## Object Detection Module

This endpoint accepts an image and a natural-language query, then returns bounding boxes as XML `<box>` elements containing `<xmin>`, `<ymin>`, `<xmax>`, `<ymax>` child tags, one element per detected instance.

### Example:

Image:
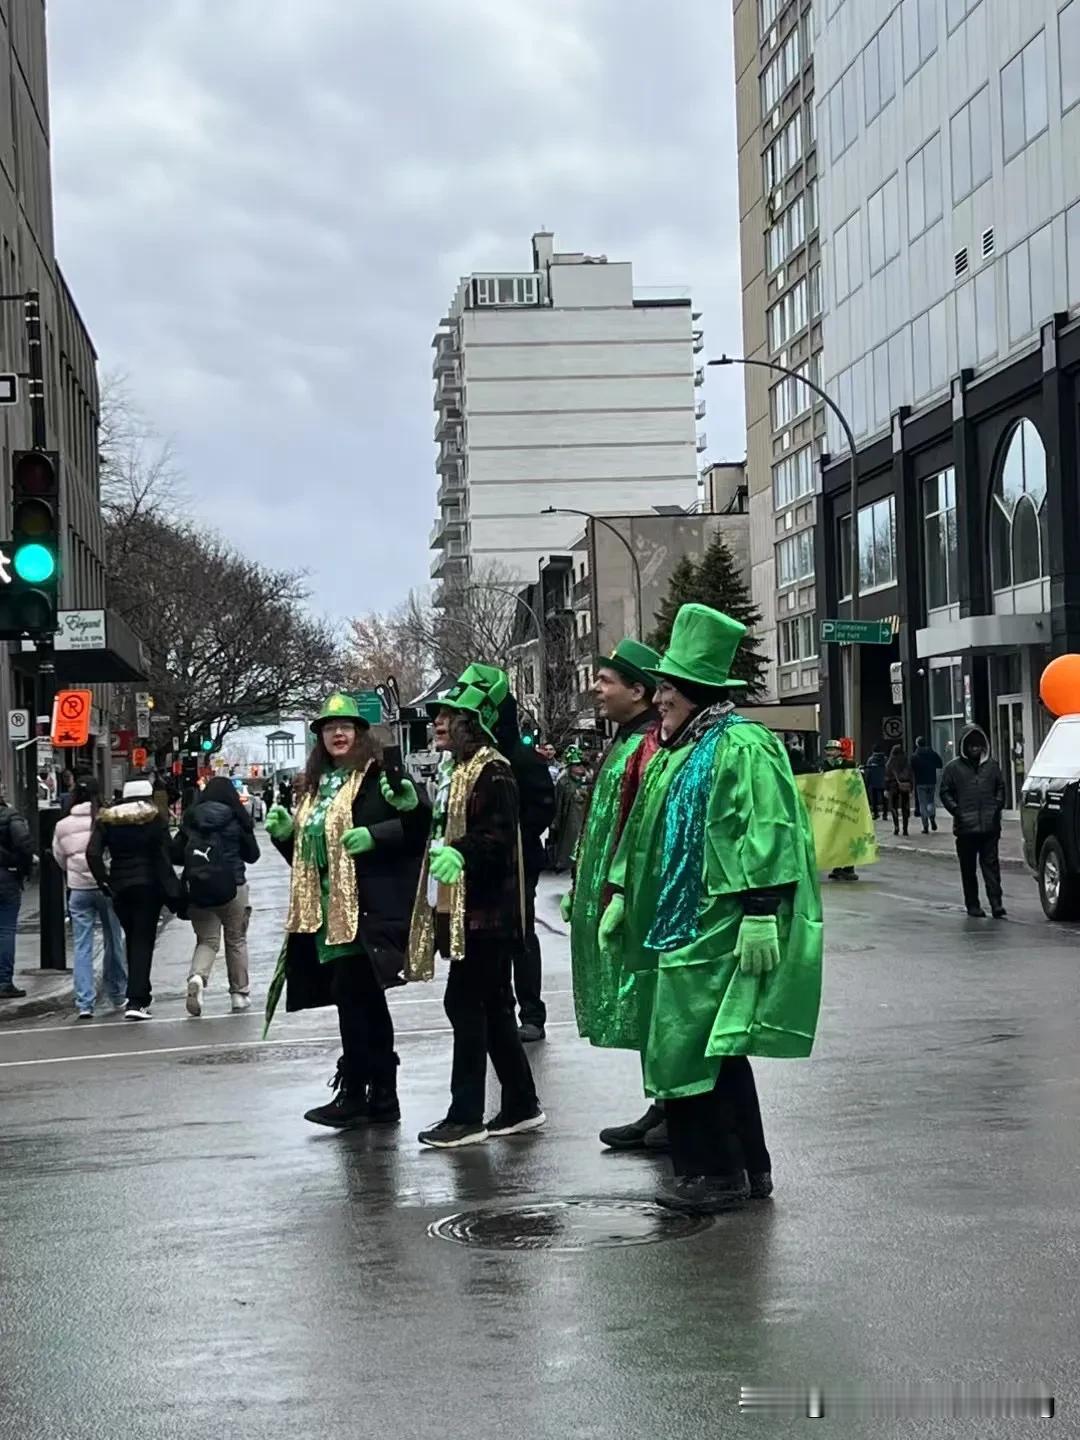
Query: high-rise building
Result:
<box><xmin>430</xmin><ymin>231</ymin><xmax>704</xmax><ymax>603</ymax></box>
<box><xmin>732</xmin><ymin>0</ymin><xmax>824</xmax><ymax>705</ymax></box>
<box><xmin>813</xmin><ymin>0</ymin><xmax>1080</xmax><ymax>803</ymax></box>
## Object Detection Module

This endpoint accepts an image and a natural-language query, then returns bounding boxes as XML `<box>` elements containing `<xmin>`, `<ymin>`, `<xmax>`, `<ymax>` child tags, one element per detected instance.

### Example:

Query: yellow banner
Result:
<box><xmin>795</xmin><ymin>769</ymin><xmax>879</xmax><ymax>871</ymax></box>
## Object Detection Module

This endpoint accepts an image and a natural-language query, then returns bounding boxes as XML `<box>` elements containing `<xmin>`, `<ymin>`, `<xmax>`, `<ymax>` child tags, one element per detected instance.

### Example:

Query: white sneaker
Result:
<box><xmin>231</xmin><ymin>994</ymin><xmax>251</xmax><ymax>1013</ymax></box>
<box><xmin>186</xmin><ymin>975</ymin><xmax>204</xmax><ymax>1017</ymax></box>
<box><xmin>125</xmin><ymin>1006</ymin><xmax>152</xmax><ymax>1021</ymax></box>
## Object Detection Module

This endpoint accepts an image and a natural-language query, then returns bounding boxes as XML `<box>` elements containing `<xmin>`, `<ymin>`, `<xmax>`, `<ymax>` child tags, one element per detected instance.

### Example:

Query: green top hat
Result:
<box><xmin>563</xmin><ymin>745</ymin><xmax>584</xmax><ymax>765</ymax></box>
<box><xmin>594</xmin><ymin>637</ymin><xmax>662</xmax><ymax>691</ymax></box>
<box><xmin>651</xmin><ymin>603</ymin><xmax>748</xmax><ymax>691</ymax></box>
<box><xmin>310</xmin><ymin>692</ymin><xmax>370</xmax><ymax>734</ymax></box>
<box><xmin>427</xmin><ymin>662</ymin><xmax>509</xmax><ymax>741</ymax></box>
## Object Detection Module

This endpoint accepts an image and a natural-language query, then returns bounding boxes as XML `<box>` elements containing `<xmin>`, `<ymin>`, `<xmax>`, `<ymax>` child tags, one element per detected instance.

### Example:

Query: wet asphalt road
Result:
<box><xmin>1</xmin><ymin>841</ymin><xmax>1078</xmax><ymax>1438</ymax></box>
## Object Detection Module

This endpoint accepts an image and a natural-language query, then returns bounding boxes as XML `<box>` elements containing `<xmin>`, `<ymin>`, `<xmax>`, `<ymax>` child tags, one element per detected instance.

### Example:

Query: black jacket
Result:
<box><xmin>171</xmin><ymin>800</ymin><xmax>260</xmax><ymax>885</ymax></box>
<box><xmin>494</xmin><ymin>694</ymin><xmax>555</xmax><ymax>877</ymax></box>
<box><xmin>441</xmin><ymin>758</ymin><xmax>523</xmax><ymax>942</ymax></box>
<box><xmin>87</xmin><ymin>799</ymin><xmax>179</xmax><ymax>903</ymax></box>
<box><xmin>0</xmin><ymin>804</ymin><xmax>34</xmax><ymax>902</ymax></box>
<box><xmin>910</xmin><ymin>745</ymin><xmax>944</xmax><ymax>788</ymax></box>
<box><xmin>939</xmin><ymin>727</ymin><xmax>1005</xmax><ymax>836</ymax></box>
<box><xmin>273</xmin><ymin>763</ymin><xmax>429</xmax><ymax>1007</ymax></box>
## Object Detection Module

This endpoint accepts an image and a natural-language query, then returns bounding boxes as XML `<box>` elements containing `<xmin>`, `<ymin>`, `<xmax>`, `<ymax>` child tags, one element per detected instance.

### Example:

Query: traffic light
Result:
<box><xmin>7</xmin><ymin>450</ymin><xmax>60</xmax><ymax>636</ymax></box>
<box><xmin>199</xmin><ymin>734</ymin><xmax>214</xmax><ymax>753</ymax></box>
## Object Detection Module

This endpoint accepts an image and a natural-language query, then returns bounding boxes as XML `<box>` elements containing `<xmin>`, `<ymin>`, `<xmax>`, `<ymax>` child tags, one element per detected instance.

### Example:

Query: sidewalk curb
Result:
<box><xmin>875</xmin><ymin>837</ymin><xmax>1029</xmax><ymax>873</ymax></box>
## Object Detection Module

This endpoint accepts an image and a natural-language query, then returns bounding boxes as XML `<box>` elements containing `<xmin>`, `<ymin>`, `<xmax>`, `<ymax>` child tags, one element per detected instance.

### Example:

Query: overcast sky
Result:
<box><xmin>47</xmin><ymin>0</ymin><xmax>743</xmax><ymax>625</ymax></box>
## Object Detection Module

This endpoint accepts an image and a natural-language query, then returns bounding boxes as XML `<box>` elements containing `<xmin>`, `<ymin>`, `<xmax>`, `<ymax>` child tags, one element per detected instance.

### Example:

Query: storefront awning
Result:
<box><xmin>739</xmin><ymin>702</ymin><xmax>820</xmax><ymax>733</ymax></box>
<box><xmin>915</xmin><ymin>613</ymin><xmax>1050</xmax><ymax>659</ymax></box>
<box><xmin>14</xmin><ymin>609</ymin><xmax>149</xmax><ymax>683</ymax></box>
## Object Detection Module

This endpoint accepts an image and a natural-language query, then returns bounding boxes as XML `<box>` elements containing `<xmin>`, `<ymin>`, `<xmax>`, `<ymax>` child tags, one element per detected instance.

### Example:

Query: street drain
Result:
<box><xmin>428</xmin><ymin>1198</ymin><xmax>712</xmax><ymax>1251</ymax></box>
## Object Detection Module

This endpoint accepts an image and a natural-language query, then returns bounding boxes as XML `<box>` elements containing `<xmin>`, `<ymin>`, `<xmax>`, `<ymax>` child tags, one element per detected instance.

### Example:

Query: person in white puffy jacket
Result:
<box><xmin>52</xmin><ymin>778</ymin><xmax>127</xmax><ymax>1018</ymax></box>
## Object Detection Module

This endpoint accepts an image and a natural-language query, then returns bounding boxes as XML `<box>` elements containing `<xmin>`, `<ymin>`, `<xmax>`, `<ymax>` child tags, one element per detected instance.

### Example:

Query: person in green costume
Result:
<box><xmin>822</xmin><ymin>738</ymin><xmax>859</xmax><ymax>881</ymax></box>
<box><xmin>599</xmin><ymin>604</ymin><xmax>823</xmax><ymax>1215</ymax></box>
<box><xmin>264</xmin><ymin>693</ymin><xmax>429</xmax><ymax>1129</ymax></box>
<box><xmin>549</xmin><ymin>746</ymin><xmax>591</xmax><ymax>872</ymax></box>
<box><xmin>564</xmin><ymin>638</ymin><xmax>669</xmax><ymax>1151</ymax></box>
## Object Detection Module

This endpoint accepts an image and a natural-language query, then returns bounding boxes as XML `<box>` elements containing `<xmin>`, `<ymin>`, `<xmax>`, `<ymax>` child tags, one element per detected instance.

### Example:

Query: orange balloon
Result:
<box><xmin>1039</xmin><ymin>654</ymin><xmax>1080</xmax><ymax>717</ymax></box>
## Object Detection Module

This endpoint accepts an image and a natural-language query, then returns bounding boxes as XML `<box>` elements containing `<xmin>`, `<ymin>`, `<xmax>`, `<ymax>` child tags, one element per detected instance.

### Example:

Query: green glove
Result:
<box><xmin>598</xmin><ymin>894</ymin><xmax>625</xmax><ymax>957</ymax></box>
<box><xmin>342</xmin><ymin>827</ymin><xmax>375</xmax><ymax>856</ymax></box>
<box><xmin>560</xmin><ymin>891</ymin><xmax>573</xmax><ymax>923</ymax></box>
<box><xmin>380</xmin><ymin>774</ymin><xmax>419</xmax><ymax>812</ymax></box>
<box><xmin>734</xmin><ymin>914</ymin><xmax>780</xmax><ymax>977</ymax></box>
<box><xmin>429</xmin><ymin>844</ymin><xmax>465</xmax><ymax>885</ymax></box>
<box><xmin>265</xmin><ymin>805</ymin><xmax>294</xmax><ymax>841</ymax></box>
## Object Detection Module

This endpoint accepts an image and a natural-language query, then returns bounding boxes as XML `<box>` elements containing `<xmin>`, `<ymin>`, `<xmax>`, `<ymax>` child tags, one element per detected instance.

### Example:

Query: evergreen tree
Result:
<box><xmin>647</xmin><ymin>553</ymin><xmax>700</xmax><ymax>652</ymax></box>
<box><xmin>647</xmin><ymin>532</ymin><xmax>769</xmax><ymax>700</ymax></box>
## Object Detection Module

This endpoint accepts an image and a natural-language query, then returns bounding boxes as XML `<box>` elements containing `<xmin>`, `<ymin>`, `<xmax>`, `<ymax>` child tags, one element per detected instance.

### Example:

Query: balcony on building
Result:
<box><xmin>433</xmin><ymin>366</ymin><xmax>462</xmax><ymax>407</ymax></box>
<box><xmin>467</xmin><ymin>273</ymin><xmax>542</xmax><ymax>309</ymax></box>
<box><xmin>437</xmin><ymin>462</ymin><xmax>465</xmax><ymax>500</ymax></box>
<box><xmin>695</xmin><ymin>399</ymin><xmax>706</xmax><ymax>420</ymax></box>
<box><xmin>430</xmin><ymin>504</ymin><xmax>467</xmax><ymax>548</ymax></box>
<box><xmin>696</xmin><ymin>431</ymin><xmax>708</xmax><ymax>453</ymax></box>
<box><xmin>434</xmin><ymin>407</ymin><xmax>463</xmax><ymax>443</ymax></box>
<box><xmin>694</xmin><ymin>367</ymin><xmax>704</xmax><ymax>386</ymax></box>
<box><xmin>431</xmin><ymin>329</ymin><xmax>460</xmax><ymax>376</ymax></box>
<box><xmin>437</xmin><ymin>442</ymin><xmax>464</xmax><ymax>476</ymax></box>
<box><xmin>431</xmin><ymin>543</ymin><xmax>468</xmax><ymax>580</ymax></box>
<box><xmin>693</xmin><ymin>328</ymin><xmax>705</xmax><ymax>353</ymax></box>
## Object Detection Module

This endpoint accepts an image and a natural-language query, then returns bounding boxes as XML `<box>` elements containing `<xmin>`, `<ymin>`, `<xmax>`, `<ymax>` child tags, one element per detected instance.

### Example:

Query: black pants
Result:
<box><xmin>665</xmin><ymin>1058</ymin><xmax>771</xmax><ymax>1179</ymax></box>
<box><xmin>956</xmin><ymin>833</ymin><xmax>1002</xmax><ymax>910</ymax></box>
<box><xmin>890</xmin><ymin>790</ymin><xmax>910</xmax><ymax>832</ymax></box>
<box><xmin>869</xmin><ymin>786</ymin><xmax>886</xmax><ymax>819</ymax></box>
<box><xmin>512</xmin><ymin>871</ymin><xmax>546</xmax><ymax>1027</ymax></box>
<box><xmin>111</xmin><ymin>887</ymin><xmax>162</xmax><ymax>1008</ymax></box>
<box><xmin>444</xmin><ymin>935</ymin><xmax>538</xmax><ymax>1124</ymax></box>
<box><xmin>332</xmin><ymin>954</ymin><xmax>396</xmax><ymax>1092</ymax></box>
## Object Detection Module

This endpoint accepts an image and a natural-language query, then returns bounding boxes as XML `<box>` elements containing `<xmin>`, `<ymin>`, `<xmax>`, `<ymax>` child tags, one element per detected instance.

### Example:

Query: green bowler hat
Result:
<box><xmin>427</xmin><ymin>662</ymin><xmax>509</xmax><ymax>741</ymax></box>
<box><xmin>595</xmin><ymin>637</ymin><xmax>662</xmax><ymax>691</ymax></box>
<box><xmin>310</xmin><ymin>692</ymin><xmax>370</xmax><ymax>734</ymax></box>
<box><xmin>651</xmin><ymin>603</ymin><xmax>748</xmax><ymax>691</ymax></box>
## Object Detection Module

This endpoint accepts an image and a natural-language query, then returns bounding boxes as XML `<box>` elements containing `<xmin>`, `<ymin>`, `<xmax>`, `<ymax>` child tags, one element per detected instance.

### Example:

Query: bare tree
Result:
<box><xmin>344</xmin><ymin>604</ymin><xmax>430</xmax><ymax>703</ymax></box>
<box><xmin>400</xmin><ymin>561</ymin><xmax>526</xmax><ymax>681</ymax></box>
<box><xmin>99</xmin><ymin>373</ymin><xmax>186</xmax><ymax>573</ymax></box>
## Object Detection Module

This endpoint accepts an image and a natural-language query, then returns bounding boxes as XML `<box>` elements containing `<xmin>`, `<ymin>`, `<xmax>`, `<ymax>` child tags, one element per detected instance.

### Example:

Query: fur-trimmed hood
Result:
<box><xmin>98</xmin><ymin>799</ymin><xmax>161</xmax><ymax>826</ymax></box>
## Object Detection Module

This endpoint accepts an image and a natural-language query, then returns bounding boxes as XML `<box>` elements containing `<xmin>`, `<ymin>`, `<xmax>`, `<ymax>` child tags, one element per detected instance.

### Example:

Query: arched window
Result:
<box><xmin>990</xmin><ymin>419</ymin><xmax>1048</xmax><ymax>591</ymax></box>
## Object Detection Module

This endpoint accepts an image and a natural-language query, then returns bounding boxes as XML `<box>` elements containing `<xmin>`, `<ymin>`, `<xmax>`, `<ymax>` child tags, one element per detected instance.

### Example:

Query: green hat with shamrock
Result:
<box><xmin>650</xmin><ymin>604</ymin><xmax>748</xmax><ymax>691</ymax></box>
<box><xmin>563</xmin><ymin>745</ymin><xmax>584</xmax><ymax>764</ymax></box>
<box><xmin>310</xmin><ymin>692</ymin><xmax>370</xmax><ymax>734</ymax></box>
<box><xmin>427</xmin><ymin>662</ymin><xmax>509</xmax><ymax>741</ymax></box>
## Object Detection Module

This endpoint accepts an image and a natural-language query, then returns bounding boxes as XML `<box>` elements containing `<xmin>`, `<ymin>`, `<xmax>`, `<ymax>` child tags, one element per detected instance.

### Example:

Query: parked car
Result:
<box><xmin>1020</xmin><ymin>715</ymin><xmax>1080</xmax><ymax>919</ymax></box>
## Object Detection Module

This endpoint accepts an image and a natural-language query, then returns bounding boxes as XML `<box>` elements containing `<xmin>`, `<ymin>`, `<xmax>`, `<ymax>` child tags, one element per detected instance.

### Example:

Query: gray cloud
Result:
<box><xmin>47</xmin><ymin>0</ymin><xmax>744</xmax><ymax>621</ymax></box>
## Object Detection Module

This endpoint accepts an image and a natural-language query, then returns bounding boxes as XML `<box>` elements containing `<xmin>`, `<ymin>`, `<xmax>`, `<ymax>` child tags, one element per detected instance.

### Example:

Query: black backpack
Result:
<box><xmin>182</xmin><ymin>826</ymin><xmax>237</xmax><ymax>909</ymax></box>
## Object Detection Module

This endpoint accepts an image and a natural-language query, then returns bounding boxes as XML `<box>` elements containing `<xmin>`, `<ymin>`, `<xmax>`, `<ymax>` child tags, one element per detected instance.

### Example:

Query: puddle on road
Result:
<box><xmin>428</xmin><ymin>1197</ymin><xmax>712</xmax><ymax>1251</ymax></box>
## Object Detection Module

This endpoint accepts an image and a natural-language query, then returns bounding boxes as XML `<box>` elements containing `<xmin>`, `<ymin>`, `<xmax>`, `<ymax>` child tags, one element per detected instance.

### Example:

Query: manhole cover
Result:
<box><xmin>428</xmin><ymin>1198</ymin><xmax>712</xmax><ymax>1251</ymax></box>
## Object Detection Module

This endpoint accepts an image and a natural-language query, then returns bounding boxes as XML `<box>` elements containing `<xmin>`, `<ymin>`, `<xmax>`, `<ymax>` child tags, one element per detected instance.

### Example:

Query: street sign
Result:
<box><xmin>136</xmin><ymin>706</ymin><xmax>151</xmax><ymax>739</ymax></box>
<box><xmin>7</xmin><ymin>708</ymin><xmax>29</xmax><ymax>743</ymax></box>
<box><xmin>51</xmin><ymin>689</ymin><xmax>92</xmax><ymax>747</ymax></box>
<box><xmin>135</xmin><ymin>692</ymin><xmax>151</xmax><ymax>708</ymax></box>
<box><xmin>54</xmin><ymin>609</ymin><xmax>106</xmax><ymax>651</ymax></box>
<box><xmin>883</xmin><ymin>716</ymin><xmax>904</xmax><ymax>741</ymax></box>
<box><xmin>890</xmin><ymin>683</ymin><xmax>904</xmax><ymax>704</ymax></box>
<box><xmin>0</xmin><ymin>374</ymin><xmax>17</xmax><ymax>405</ymax></box>
<box><xmin>131</xmin><ymin>745</ymin><xmax>149</xmax><ymax>769</ymax></box>
<box><xmin>821</xmin><ymin>618</ymin><xmax>893</xmax><ymax>646</ymax></box>
<box><xmin>350</xmin><ymin>690</ymin><xmax>384</xmax><ymax>725</ymax></box>
<box><xmin>111</xmin><ymin>728</ymin><xmax>133</xmax><ymax>757</ymax></box>
<box><xmin>36</xmin><ymin>737</ymin><xmax>53</xmax><ymax>768</ymax></box>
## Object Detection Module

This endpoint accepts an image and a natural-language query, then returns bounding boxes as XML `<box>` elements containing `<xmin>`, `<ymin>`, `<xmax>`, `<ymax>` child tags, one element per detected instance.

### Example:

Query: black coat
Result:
<box><xmin>171</xmin><ymin>800</ymin><xmax>260</xmax><ymax>885</ymax></box>
<box><xmin>273</xmin><ymin>763</ymin><xmax>429</xmax><ymax>1009</ymax></box>
<box><xmin>0</xmin><ymin>804</ymin><xmax>33</xmax><ymax>902</ymax></box>
<box><xmin>939</xmin><ymin>729</ymin><xmax>1005</xmax><ymax>836</ymax></box>
<box><xmin>440</xmin><ymin>759</ymin><xmax>523</xmax><ymax>943</ymax></box>
<box><xmin>494</xmin><ymin>695</ymin><xmax>555</xmax><ymax>878</ymax></box>
<box><xmin>86</xmin><ymin>799</ymin><xmax>180</xmax><ymax>904</ymax></box>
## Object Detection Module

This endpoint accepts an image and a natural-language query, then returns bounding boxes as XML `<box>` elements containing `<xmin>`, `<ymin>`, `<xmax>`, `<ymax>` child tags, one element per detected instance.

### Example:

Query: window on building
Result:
<box><xmin>806</xmin><ymin>94</ymin><xmax>816</xmax><ymax>144</ymax></box>
<box><xmin>991</xmin><ymin>418</ymin><xmax>1048</xmax><ymax>590</ymax></box>
<box><xmin>923</xmin><ymin>467</ymin><xmax>958</xmax><ymax>611</ymax></box>
<box><xmin>762</xmin><ymin>28</ymin><xmax>801</xmax><ymax>113</ymax></box>
<box><xmin>1006</xmin><ymin>223</ymin><xmax>1054</xmax><ymax>344</ymax></box>
<box><xmin>809</xmin><ymin>263</ymin><xmax>823</xmax><ymax>317</ymax></box>
<box><xmin>902</xmin><ymin>0</ymin><xmax>938</xmax><ymax>79</ymax></box>
<box><xmin>839</xmin><ymin>495</ymin><xmax>898</xmax><ymax>597</ymax></box>
<box><xmin>833</xmin><ymin>210</ymin><xmax>863</xmax><ymax>303</ymax></box>
<box><xmin>907</xmin><ymin>132</ymin><xmax>942</xmax><ymax>240</ymax></box>
<box><xmin>777</xmin><ymin>529</ymin><xmax>815</xmax><ymax>586</ymax></box>
<box><xmin>1062</xmin><ymin>2</ymin><xmax>1080</xmax><ymax>112</ymax></box>
<box><xmin>947</xmin><ymin>0</ymin><xmax>982</xmax><ymax>31</ymax></box>
<box><xmin>779</xmin><ymin>612</ymin><xmax>818</xmax><ymax>664</ymax></box>
<box><xmin>1001</xmin><ymin>31</ymin><xmax>1048</xmax><ymax>162</ymax></box>
<box><xmin>764</xmin><ymin>111</ymin><xmax>803</xmax><ymax>191</ymax></box>
<box><xmin>773</xmin><ymin>445</ymin><xmax>815</xmax><ymax>508</ymax></box>
<box><xmin>766</xmin><ymin>194</ymin><xmax>806</xmax><ymax>272</ymax></box>
<box><xmin>759</xmin><ymin>0</ymin><xmax>785</xmax><ymax>34</ymax></box>
<box><xmin>473</xmin><ymin>275</ymin><xmax>539</xmax><ymax>306</ymax></box>
<box><xmin>1067</xmin><ymin>200</ymin><xmax>1080</xmax><ymax>309</ymax></box>
<box><xmin>806</xmin><ymin>178</ymin><xmax>818</xmax><ymax>231</ymax></box>
<box><xmin>867</xmin><ymin>174</ymin><xmax>900</xmax><ymax>274</ymax></box>
<box><xmin>911</xmin><ymin>299</ymin><xmax>949</xmax><ymax>400</ymax></box>
<box><xmin>863</xmin><ymin>11</ymin><xmax>898</xmax><ymax>124</ymax></box>
<box><xmin>771</xmin><ymin>360</ymin><xmax>815</xmax><ymax>429</ymax></box>
<box><xmin>950</xmin><ymin>87</ymin><xmax>992</xmax><ymax>202</ymax></box>
<box><xmin>956</xmin><ymin>270</ymin><xmax>998</xmax><ymax>368</ymax></box>
<box><xmin>930</xmin><ymin>660</ymin><xmax>964</xmax><ymax>763</ymax></box>
<box><xmin>828</xmin><ymin>62</ymin><xmax>860</xmax><ymax>161</ymax></box>
<box><xmin>768</xmin><ymin>277</ymin><xmax>809</xmax><ymax>351</ymax></box>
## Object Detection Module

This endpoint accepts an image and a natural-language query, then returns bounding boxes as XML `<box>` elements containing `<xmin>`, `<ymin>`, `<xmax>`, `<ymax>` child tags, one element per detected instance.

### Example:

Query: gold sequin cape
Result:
<box><xmin>284</xmin><ymin>764</ymin><xmax>368</xmax><ymax>945</ymax></box>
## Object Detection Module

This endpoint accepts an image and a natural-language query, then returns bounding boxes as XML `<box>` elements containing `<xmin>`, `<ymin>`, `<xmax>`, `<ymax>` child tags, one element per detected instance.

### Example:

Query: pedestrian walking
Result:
<box><xmin>938</xmin><ymin>726</ymin><xmax>1007</xmax><ymax>918</ymax></box>
<box><xmin>565</xmin><ymin>638</ymin><xmax>667</xmax><ymax>1153</ymax></box>
<box><xmin>0</xmin><ymin>790</ymin><xmax>34</xmax><ymax>1001</ymax></box>
<box><xmin>597</xmin><ymin>605</ymin><xmax>823</xmax><ymax>1214</ymax></box>
<box><xmin>549</xmin><ymin>747</ymin><xmax>590</xmax><ymax>873</ymax></box>
<box><xmin>885</xmin><ymin>744</ymin><xmax>914</xmax><ymax>836</ymax></box>
<box><xmin>911</xmin><ymin>736</ymin><xmax>944</xmax><ymax>833</ymax></box>
<box><xmin>86</xmin><ymin>779</ymin><xmax>180</xmax><ymax>1020</ymax></box>
<box><xmin>173</xmin><ymin>776</ymin><xmax>261</xmax><ymax>1017</ymax></box>
<box><xmin>493</xmin><ymin>683</ymin><xmax>555</xmax><ymax>1043</ymax></box>
<box><xmin>264</xmin><ymin>693</ymin><xmax>428</xmax><ymax>1128</ymax></box>
<box><xmin>52</xmin><ymin>778</ymin><xmax>127</xmax><ymax>1018</ymax></box>
<box><xmin>822</xmin><ymin>738</ymin><xmax>859</xmax><ymax>879</ymax></box>
<box><xmin>864</xmin><ymin>745</ymin><xmax>888</xmax><ymax>819</ymax></box>
<box><xmin>408</xmin><ymin>665</ymin><xmax>544</xmax><ymax>1149</ymax></box>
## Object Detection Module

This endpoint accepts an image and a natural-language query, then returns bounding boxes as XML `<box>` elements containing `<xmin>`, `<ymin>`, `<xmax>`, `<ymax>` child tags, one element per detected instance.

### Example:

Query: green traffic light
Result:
<box><xmin>200</xmin><ymin>737</ymin><xmax>213</xmax><ymax>752</ymax></box>
<box><xmin>13</xmin><ymin>542</ymin><xmax>56</xmax><ymax>584</ymax></box>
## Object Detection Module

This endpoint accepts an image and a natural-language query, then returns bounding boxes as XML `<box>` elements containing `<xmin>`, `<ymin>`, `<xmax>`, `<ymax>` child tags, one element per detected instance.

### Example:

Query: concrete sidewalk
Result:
<box><xmin>873</xmin><ymin>813</ymin><xmax>1028</xmax><ymax>872</ymax></box>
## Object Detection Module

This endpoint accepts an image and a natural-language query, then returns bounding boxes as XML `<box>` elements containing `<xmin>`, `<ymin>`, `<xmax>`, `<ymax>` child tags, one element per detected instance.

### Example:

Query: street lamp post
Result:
<box><xmin>708</xmin><ymin>354</ymin><xmax>863</xmax><ymax>753</ymax></box>
<box><xmin>465</xmin><ymin>581</ymin><xmax>547</xmax><ymax>735</ymax></box>
<box><xmin>541</xmin><ymin>506</ymin><xmax>644</xmax><ymax>640</ymax></box>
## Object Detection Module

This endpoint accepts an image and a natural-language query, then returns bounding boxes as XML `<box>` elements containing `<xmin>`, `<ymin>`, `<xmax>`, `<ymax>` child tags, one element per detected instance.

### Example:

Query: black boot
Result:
<box><xmin>304</xmin><ymin>1059</ymin><xmax>369</xmax><ymax>1129</ymax></box>
<box><xmin>367</xmin><ymin>1053</ymin><xmax>401</xmax><ymax>1123</ymax></box>
<box><xmin>600</xmin><ymin>1103</ymin><xmax>666</xmax><ymax>1151</ymax></box>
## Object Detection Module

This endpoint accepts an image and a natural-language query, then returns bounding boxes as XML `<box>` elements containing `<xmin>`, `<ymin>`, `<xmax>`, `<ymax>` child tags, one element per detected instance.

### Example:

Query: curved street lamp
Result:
<box><xmin>708</xmin><ymin>354</ymin><xmax>863</xmax><ymax>749</ymax></box>
<box><xmin>541</xmin><ymin>505</ymin><xmax>644</xmax><ymax>640</ymax></box>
